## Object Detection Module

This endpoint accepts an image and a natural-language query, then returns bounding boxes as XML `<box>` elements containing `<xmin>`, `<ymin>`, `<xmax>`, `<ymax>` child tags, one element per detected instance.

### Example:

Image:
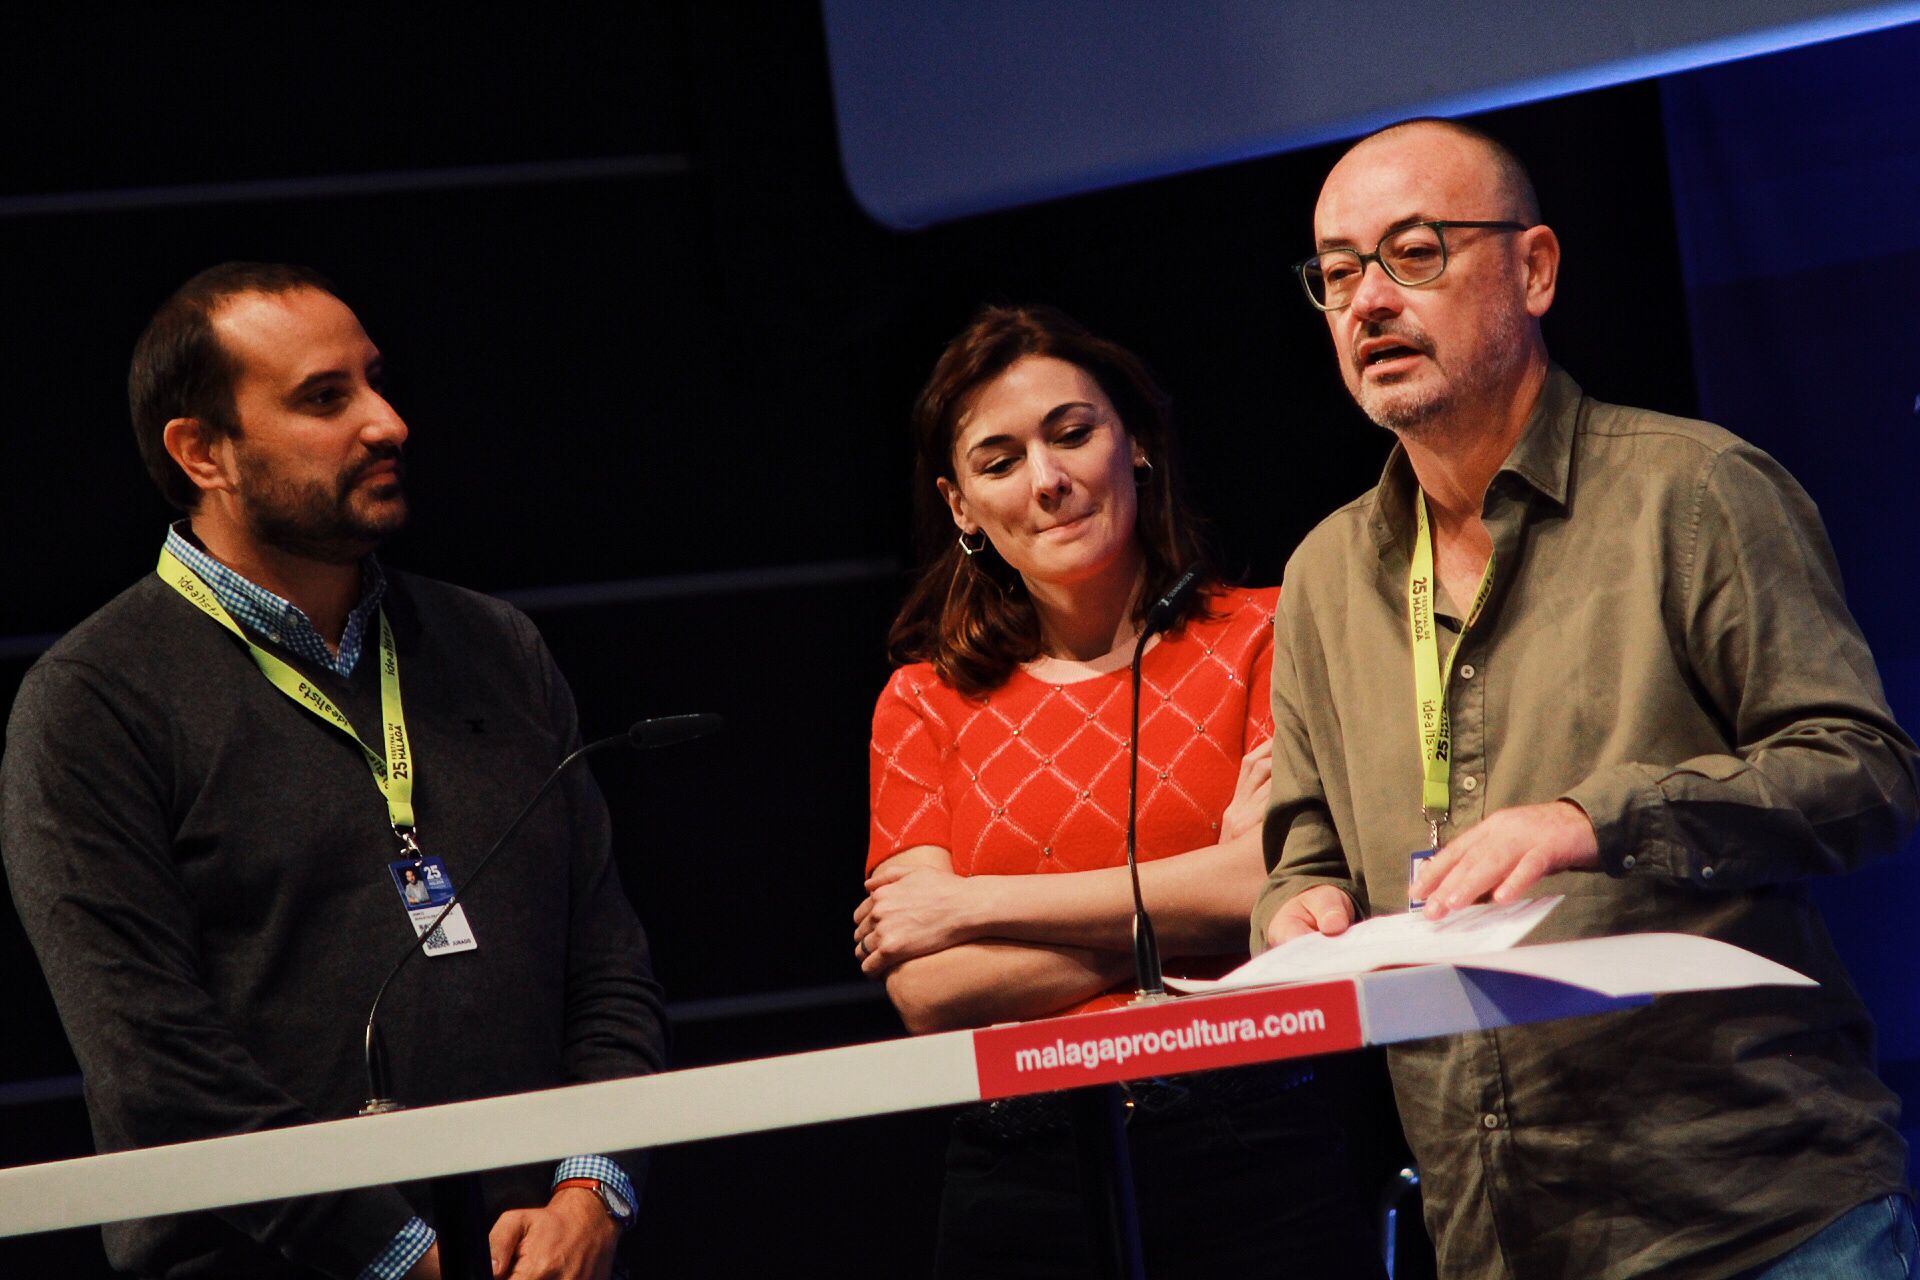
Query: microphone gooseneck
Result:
<box><xmin>359</xmin><ymin>713</ymin><xmax>722</xmax><ymax>1115</ymax></box>
<box><xmin>1126</xmin><ymin>567</ymin><xmax>1203</xmax><ymax>1003</ymax></box>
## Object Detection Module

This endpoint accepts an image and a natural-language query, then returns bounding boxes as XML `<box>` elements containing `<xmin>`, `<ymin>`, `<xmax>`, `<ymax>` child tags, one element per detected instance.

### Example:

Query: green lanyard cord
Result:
<box><xmin>158</xmin><ymin>547</ymin><xmax>417</xmax><ymax>834</ymax></box>
<box><xmin>1407</xmin><ymin>494</ymin><xmax>1494</xmax><ymax>832</ymax></box>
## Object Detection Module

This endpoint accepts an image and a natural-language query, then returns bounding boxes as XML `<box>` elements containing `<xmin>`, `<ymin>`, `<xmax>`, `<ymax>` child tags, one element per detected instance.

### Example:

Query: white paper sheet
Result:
<box><xmin>1168</xmin><ymin>896</ymin><xmax>1561</xmax><ymax>993</ymax></box>
<box><xmin>1440</xmin><ymin>932</ymin><xmax>1816</xmax><ymax>997</ymax></box>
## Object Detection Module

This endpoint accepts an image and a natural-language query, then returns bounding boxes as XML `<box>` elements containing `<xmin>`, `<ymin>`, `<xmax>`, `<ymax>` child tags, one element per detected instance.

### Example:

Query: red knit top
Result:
<box><xmin>868</xmin><ymin>585</ymin><xmax>1277</xmax><ymax>929</ymax></box>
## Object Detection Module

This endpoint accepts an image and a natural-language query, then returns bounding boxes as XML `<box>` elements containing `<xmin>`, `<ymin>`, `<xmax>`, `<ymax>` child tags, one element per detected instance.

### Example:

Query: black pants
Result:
<box><xmin>934</xmin><ymin>1064</ymin><xmax>1385</xmax><ymax>1279</ymax></box>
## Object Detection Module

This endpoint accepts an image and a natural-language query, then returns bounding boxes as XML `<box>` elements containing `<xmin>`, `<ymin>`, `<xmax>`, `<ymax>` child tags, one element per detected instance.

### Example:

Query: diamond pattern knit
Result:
<box><xmin>869</xmin><ymin>587</ymin><xmax>1277</xmax><ymax>879</ymax></box>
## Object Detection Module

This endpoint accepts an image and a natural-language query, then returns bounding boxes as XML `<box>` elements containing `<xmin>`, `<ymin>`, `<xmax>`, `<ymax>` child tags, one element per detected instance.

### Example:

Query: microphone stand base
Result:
<box><xmin>1128</xmin><ymin>990</ymin><xmax>1174</xmax><ymax>1006</ymax></box>
<box><xmin>358</xmin><ymin>1098</ymin><xmax>407</xmax><ymax>1116</ymax></box>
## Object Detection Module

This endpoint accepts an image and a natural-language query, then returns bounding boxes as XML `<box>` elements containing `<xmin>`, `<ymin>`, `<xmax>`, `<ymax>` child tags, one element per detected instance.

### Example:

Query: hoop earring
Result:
<box><xmin>958</xmin><ymin>530</ymin><xmax>986</xmax><ymax>557</ymax></box>
<box><xmin>1134</xmin><ymin>457</ymin><xmax>1154</xmax><ymax>487</ymax></box>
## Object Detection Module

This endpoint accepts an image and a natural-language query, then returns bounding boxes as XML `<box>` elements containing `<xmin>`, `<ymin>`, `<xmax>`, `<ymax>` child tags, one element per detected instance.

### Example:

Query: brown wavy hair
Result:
<box><xmin>887</xmin><ymin>304</ymin><xmax>1216</xmax><ymax>697</ymax></box>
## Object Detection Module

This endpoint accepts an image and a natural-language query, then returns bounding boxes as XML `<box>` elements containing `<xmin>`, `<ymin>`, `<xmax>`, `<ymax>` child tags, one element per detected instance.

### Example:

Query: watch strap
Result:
<box><xmin>553</xmin><ymin>1176</ymin><xmax>634</xmax><ymax>1228</ymax></box>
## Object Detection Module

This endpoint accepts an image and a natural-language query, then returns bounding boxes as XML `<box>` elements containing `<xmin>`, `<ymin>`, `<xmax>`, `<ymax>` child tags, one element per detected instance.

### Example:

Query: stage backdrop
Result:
<box><xmin>822</xmin><ymin>0</ymin><xmax>1920</xmax><ymax>228</ymax></box>
<box><xmin>1663</xmin><ymin>23</ymin><xmax>1920</xmax><ymax>1074</ymax></box>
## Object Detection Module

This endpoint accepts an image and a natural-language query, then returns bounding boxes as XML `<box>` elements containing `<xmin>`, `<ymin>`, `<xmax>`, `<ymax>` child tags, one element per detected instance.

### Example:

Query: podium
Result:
<box><xmin>0</xmin><ymin>933</ymin><xmax>1804</xmax><ymax>1275</ymax></box>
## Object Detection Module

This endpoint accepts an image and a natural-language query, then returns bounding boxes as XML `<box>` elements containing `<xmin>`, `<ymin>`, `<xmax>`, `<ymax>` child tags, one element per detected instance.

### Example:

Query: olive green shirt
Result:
<box><xmin>1254</xmin><ymin>368</ymin><xmax>1917</xmax><ymax>1279</ymax></box>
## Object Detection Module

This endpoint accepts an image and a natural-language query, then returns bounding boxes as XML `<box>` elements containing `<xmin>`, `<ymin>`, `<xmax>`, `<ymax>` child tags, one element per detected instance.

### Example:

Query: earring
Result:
<box><xmin>1134</xmin><ymin>457</ymin><xmax>1153</xmax><ymax>486</ymax></box>
<box><xmin>958</xmin><ymin>530</ymin><xmax>986</xmax><ymax>556</ymax></box>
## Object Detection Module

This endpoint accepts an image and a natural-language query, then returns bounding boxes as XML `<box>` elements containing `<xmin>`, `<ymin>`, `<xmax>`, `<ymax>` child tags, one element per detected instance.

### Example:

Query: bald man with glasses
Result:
<box><xmin>1253</xmin><ymin>118</ymin><xmax>1918</xmax><ymax>1279</ymax></box>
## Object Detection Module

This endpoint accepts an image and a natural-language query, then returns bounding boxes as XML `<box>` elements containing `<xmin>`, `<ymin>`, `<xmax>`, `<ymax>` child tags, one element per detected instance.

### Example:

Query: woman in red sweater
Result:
<box><xmin>857</xmin><ymin>305</ymin><xmax>1380</xmax><ymax>1278</ymax></box>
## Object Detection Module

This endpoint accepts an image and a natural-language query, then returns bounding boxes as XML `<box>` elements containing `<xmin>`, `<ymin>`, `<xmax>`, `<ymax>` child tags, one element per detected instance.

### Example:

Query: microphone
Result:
<box><xmin>359</xmin><ymin>713</ymin><xmax>723</xmax><ymax>1115</ymax></box>
<box><xmin>629</xmin><ymin>712</ymin><xmax>723</xmax><ymax>751</ymax></box>
<box><xmin>1144</xmin><ymin>565</ymin><xmax>1203</xmax><ymax>635</ymax></box>
<box><xmin>1126</xmin><ymin>567</ymin><xmax>1203</xmax><ymax>1003</ymax></box>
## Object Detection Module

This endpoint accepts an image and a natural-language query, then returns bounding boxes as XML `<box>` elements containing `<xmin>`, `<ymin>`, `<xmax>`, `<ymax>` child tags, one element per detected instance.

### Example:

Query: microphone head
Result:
<box><xmin>1144</xmin><ymin>565</ymin><xmax>1204</xmax><ymax>636</ymax></box>
<box><xmin>626</xmin><ymin>713</ymin><xmax>724</xmax><ymax>750</ymax></box>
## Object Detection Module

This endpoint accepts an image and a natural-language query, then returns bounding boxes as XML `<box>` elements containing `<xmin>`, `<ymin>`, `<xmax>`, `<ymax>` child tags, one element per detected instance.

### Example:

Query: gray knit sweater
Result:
<box><xmin>2</xmin><ymin>569</ymin><xmax>666</xmax><ymax>1278</ymax></box>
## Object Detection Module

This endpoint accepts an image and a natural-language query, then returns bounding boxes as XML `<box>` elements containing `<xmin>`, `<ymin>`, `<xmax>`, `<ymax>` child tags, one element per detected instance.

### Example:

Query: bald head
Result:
<box><xmin>1309</xmin><ymin>118</ymin><xmax>1560</xmax><ymax>441</ymax></box>
<box><xmin>1333</xmin><ymin>119</ymin><xmax>1539</xmax><ymax>228</ymax></box>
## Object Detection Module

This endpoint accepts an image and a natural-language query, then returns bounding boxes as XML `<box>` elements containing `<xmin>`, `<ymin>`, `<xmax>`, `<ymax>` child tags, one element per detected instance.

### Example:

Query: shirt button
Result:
<box><xmin>1460</xmin><ymin>664</ymin><xmax>1476</xmax><ymax>679</ymax></box>
<box><xmin>1481</xmin><ymin>1113</ymin><xmax>1501</xmax><ymax>1130</ymax></box>
<box><xmin>1461</xmin><ymin>776</ymin><xmax>1477</xmax><ymax>792</ymax></box>
<box><xmin>1621</xmin><ymin>854</ymin><xmax>1637</xmax><ymax>870</ymax></box>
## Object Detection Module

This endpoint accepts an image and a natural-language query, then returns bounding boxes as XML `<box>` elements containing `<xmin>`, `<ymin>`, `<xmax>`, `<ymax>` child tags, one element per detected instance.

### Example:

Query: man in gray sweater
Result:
<box><xmin>2</xmin><ymin>263</ymin><xmax>666</xmax><ymax>1280</ymax></box>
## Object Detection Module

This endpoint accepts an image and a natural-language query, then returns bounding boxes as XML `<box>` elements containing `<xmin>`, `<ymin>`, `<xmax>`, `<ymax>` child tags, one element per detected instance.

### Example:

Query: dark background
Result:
<box><xmin>6</xmin><ymin>5</ymin><xmax>1903</xmax><ymax>1278</ymax></box>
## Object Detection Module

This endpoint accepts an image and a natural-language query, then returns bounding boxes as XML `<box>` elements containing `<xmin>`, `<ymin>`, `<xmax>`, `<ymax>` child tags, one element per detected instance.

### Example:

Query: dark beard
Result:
<box><xmin>239</xmin><ymin>448</ymin><xmax>408</xmax><ymax>565</ymax></box>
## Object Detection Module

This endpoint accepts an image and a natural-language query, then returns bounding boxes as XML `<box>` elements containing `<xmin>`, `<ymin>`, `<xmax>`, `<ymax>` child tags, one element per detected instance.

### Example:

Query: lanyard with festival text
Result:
<box><xmin>1408</xmin><ymin>494</ymin><xmax>1495</xmax><ymax>851</ymax></box>
<box><xmin>157</xmin><ymin>547</ymin><xmax>419</xmax><ymax>854</ymax></box>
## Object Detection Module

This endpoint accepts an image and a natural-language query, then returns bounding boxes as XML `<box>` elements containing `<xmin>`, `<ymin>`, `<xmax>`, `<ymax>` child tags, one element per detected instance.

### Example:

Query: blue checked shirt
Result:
<box><xmin>162</xmin><ymin>527</ymin><xmax>637</xmax><ymax>1278</ymax></box>
<box><xmin>164</xmin><ymin>524</ymin><xmax>385</xmax><ymax>676</ymax></box>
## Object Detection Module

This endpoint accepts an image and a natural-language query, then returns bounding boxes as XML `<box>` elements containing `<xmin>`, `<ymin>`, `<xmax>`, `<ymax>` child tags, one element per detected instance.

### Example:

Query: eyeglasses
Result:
<box><xmin>1293</xmin><ymin>220</ymin><xmax>1528</xmax><ymax>312</ymax></box>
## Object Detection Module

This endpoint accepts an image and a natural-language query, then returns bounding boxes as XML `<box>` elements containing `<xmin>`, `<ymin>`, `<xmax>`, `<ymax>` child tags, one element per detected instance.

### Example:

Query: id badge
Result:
<box><xmin>1407</xmin><ymin>847</ymin><xmax>1436</xmax><ymax>913</ymax></box>
<box><xmin>388</xmin><ymin>856</ymin><xmax>479</xmax><ymax>955</ymax></box>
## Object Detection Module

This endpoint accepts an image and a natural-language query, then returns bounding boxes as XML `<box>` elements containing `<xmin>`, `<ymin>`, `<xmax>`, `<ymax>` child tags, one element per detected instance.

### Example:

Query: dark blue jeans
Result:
<box><xmin>1741</xmin><ymin>1195</ymin><xmax>1916</xmax><ymax>1280</ymax></box>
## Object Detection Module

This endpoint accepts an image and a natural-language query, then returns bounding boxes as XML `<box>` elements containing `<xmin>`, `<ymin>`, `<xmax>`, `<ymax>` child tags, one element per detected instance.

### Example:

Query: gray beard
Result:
<box><xmin>1355</xmin><ymin>296</ymin><xmax>1529</xmax><ymax>441</ymax></box>
<box><xmin>1361</xmin><ymin>379</ymin><xmax>1455</xmax><ymax>436</ymax></box>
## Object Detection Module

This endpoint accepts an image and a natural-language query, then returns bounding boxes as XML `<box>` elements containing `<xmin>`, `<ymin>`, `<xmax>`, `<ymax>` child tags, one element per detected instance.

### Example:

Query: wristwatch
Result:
<box><xmin>552</xmin><ymin>1177</ymin><xmax>634</xmax><ymax>1229</ymax></box>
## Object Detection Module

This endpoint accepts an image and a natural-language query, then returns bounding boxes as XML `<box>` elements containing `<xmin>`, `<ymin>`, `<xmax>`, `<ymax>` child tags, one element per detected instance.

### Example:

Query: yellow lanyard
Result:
<box><xmin>1408</xmin><ymin>494</ymin><xmax>1494</xmax><ymax>846</ymax></box>
<box><xmin>157</xmin><ymin>547</ymin><xmax>417</xmax><ymax>840</ymax></box>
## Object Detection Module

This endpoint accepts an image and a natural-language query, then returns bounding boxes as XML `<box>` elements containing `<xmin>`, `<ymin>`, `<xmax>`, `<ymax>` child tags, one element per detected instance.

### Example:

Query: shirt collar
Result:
<box><xmin>163</xmin><ymin>522</ymin><xmax>387</xmax><ymax>676</ymax></box>
<box><xmin>1497</xmin><ymin>365</ymin><xmax>1580</xmax><ymax>508</ymax></box>
<box><xmin>1367</xmin><ymin>365</ymin><xmax>1584</xmax><ymax>557</ymax></box>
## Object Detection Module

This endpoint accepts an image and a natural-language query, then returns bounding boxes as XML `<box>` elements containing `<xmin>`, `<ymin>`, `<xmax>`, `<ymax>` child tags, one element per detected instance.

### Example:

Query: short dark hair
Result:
<box><xmin>886</xmin><ymin>304</ymin><xmax>1217</xmax><ymax>698</ymax></box>
<box><xmin>128</xmin><ymin>261</ymin><xmax>338</xmax><ymax>510</ymax></box>
<box><xmin>1355</xmin><ymin>117</ymin><xmax>1542</xmax><ymax>225</ymax></box>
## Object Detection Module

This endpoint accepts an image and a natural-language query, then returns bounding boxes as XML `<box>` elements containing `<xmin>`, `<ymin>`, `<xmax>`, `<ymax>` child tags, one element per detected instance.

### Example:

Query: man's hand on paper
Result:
<box><xmin>1415</xmin><ymin>801</ymin><xmax>1600</xmax><ymax>920</ymax></box>
<box><xmin>1263</xmin><ymin>884</ymin><xmax>1358</xmax><ymax>947</ymax></box>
